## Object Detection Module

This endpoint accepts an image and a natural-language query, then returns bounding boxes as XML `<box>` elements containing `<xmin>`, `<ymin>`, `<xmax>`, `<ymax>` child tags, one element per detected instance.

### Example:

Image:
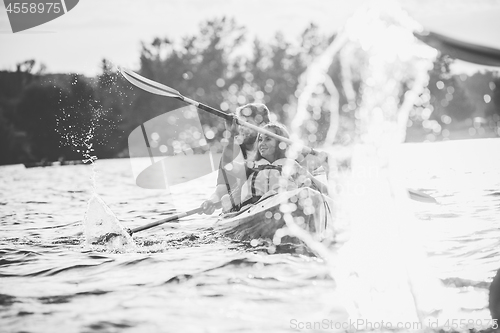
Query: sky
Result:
<box><xmin>1</xmin><ymin>0</ymin><xmax>500</xmax><ymax>76</ymax></box>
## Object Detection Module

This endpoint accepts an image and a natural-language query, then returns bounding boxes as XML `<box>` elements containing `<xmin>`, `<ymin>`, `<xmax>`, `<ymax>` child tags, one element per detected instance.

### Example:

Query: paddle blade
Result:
<box><xmin>119</xmin><ymin>67</ymin><xmax>182</xmax><ymax>98</ymax></box>
<box><xmin>84</xmin><ymin>194</ymin><xmax>136</xmax><ymax>248</ymax></box>
<box><xmin>414</xmin><ymin>31</ymin><xmax>500</xmax><ymax>67</ymax></box>
<box><xmin>128</xmin><ymin>106</ymin><xmax>219</xmax><ymax>189</ymax></box>
<box><xmin>408</xmin><ymin>188</ymin><xmax>437</xmax><ymax>204</ymax></box>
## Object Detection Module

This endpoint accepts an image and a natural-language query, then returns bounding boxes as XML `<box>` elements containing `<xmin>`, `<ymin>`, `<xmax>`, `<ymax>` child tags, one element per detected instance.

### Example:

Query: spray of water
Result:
<box><xmin>84</xmin><ymin>194</ymin><xmax>137</xmax><ymax>250</ymax></box>
<box><xmin>55</xmin><ymin>78</ymin><xmax>135</xmax><ymax>250</ymax></box>
<box><xmin>284</xmin><ymin>0</ymin><xmax>448</xmax><ymax>327</ymax></box>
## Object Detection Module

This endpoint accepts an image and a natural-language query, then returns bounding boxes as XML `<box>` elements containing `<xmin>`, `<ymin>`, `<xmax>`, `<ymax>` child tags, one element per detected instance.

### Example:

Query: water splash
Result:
<box><xmin>55</xmin><ymin>85</ymin><xmax>133</xmax><ymax>249</ymax></box>
<box><xmin>84</xmin><ymin>194</ymin><xmax>137</xmax><ymax>251</ymax></box>
<box><xmin>78</xmin><ymin>125</ymin><xmax>131</xmax><ymax>250</ymax></box>
<box><xmin>56</xmin><ymin>103</ymin><xmax>116</xmax><ymax>191</ymax></box>
<box><xmin>287</xmin><ymin>0</ymin><xmax>447</xmax><ymax>327</ymax></box>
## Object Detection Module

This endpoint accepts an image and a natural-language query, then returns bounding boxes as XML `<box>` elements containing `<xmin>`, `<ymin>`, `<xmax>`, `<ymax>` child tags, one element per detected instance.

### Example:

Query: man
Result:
<box><xmin>200</xmin><ymin>103</ymin><xmax>271</xmax><ymax>214</ymax></box>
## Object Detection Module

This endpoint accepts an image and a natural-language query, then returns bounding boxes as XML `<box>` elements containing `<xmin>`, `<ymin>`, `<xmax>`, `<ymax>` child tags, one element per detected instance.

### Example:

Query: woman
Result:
<box><xmin>200</xmin><ymin>103</ymin><xmax>271</xmax><ymax>215</ymax></box>
<box><xmin>220</xmin><ymin>123</ymin><xmax>329</xmax><ymax>212</ymax></box>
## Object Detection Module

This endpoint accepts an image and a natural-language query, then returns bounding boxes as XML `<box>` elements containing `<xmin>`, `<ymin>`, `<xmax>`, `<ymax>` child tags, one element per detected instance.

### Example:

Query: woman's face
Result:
<box><xmin>258</xmin><ymin>130</ymin><xmax>278</xmax><ymax>162</ymax></box>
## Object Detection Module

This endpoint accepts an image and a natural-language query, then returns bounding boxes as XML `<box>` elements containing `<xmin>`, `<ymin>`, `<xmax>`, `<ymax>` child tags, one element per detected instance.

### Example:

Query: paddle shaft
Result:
<box><xmin>181</xmin><ymin>96</ymin><xmax>319</xmax><ymax>154</ymax></box>
<box><xmin>130</xmin><ymin>207</ymin><xmax>203</xmax><ymax>234</ymax></box>
<box><xmin>119</xmin><ymin>68</ymin><xmax>319</xmax><ymax>156</ymax></box>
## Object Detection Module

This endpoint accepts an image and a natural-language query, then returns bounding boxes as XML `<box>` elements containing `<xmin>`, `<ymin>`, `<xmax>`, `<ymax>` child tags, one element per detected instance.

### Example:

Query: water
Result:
<box><xmin>1</xmin><ymin>138</ymin><xmax>499</xmax><ymax>332</ymax></box>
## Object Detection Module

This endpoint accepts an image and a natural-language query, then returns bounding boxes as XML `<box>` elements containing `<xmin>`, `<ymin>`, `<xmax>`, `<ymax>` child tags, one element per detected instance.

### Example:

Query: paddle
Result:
<box><xmin>119</xmin><ymin>67</ymin><xmax>321</xmax><ymax>156</ymax></box>
<box><xmin>414</xmin><ymin>30</ymin><xmax>500</xmax><ymax>67</ymax></box>
<box><xmin>94</xmin><ymin>206</ymin><xmax>204</xmax><ymax>244</ymax></box>
<box><xmin>128</xmin><ymin>207</ymin><xmax>203</xmax><ymax>235</ymax></box>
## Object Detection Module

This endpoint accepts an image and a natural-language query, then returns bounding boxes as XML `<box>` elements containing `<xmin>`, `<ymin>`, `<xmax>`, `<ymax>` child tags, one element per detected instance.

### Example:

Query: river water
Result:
<box><xmin>1</xmin><ymin>138</ymin><xmax>499</xmax><ymax>332</ymax></box>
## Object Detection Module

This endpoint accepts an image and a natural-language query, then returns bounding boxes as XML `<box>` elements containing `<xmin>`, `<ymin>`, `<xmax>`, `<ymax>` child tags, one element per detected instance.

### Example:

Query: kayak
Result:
<box><xmin>214</xmin><ymin>187</ymin><xmax>334</xmax><ymax>244</ymax></box>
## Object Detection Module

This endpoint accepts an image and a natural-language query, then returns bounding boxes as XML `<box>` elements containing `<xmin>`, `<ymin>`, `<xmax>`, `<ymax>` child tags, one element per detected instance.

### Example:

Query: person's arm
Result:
<box><xmin>298</xmin><ymin>151</ymin><xmax>330</xmax><ymax>178</ymax></box>
<box><xmin>306</xmin><ymin>173</ymin><xmax>330</xmax><ymax>195</ymax></box>
<box><xmin>291</xmin><ymin>161</ymin><xmax>330</xmax><ymax>196</ymax></box>
<box><xmin>201</xmin><ymin>160</ymin><xmax>247</xmax><ymax>215</ymax></box>
<box><xmin>219</xmin><ymin>118</ymin><xmax>249</xmax><ymax>179</ymax></box>
<box><xmin>200</xmin><ymin>118</ymin><xmax>249</xmax><ymax>215</ymax></box>
<box><xmin>220</xmin><ymin>144</ymin><xmax>248</xmax><ymax>178</ymax></box>
<box><xmin>199</xmin><ymin>184</ymin><xmax>227</xmax><ymax>215</ymax></box>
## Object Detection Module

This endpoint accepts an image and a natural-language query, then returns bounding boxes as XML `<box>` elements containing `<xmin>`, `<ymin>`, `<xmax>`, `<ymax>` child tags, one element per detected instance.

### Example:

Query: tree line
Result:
<box><xmin>0</xmin><ymin>17</ymin><xmax>499</xmax><ymax>166</ymax></box>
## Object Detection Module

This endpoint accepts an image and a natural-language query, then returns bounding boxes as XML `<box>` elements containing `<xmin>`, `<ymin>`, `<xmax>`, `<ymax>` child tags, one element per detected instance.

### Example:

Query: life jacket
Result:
<box><xmin>239</xmin><ymin>158</ymin><xmax>298</xmax><ymax>209</ymax></box>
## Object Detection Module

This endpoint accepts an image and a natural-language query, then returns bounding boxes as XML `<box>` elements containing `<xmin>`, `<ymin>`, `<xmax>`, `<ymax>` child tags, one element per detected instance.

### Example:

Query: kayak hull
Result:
<box><xmin>214</xmin><ymin>187</ymin><xmax>334</xmax><ymax>244</ymax></box>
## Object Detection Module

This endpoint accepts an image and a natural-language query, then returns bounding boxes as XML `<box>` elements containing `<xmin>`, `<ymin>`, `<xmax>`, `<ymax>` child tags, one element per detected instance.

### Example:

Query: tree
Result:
<box><xmin>133</xmin><ymin>17</ymin><xmax>247</xmax><ymax>146</ymax></box>
<box><xmin>15</xmin><ymin>83</ymin><xmax>66</xmax><ymax>161</ymax></box>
